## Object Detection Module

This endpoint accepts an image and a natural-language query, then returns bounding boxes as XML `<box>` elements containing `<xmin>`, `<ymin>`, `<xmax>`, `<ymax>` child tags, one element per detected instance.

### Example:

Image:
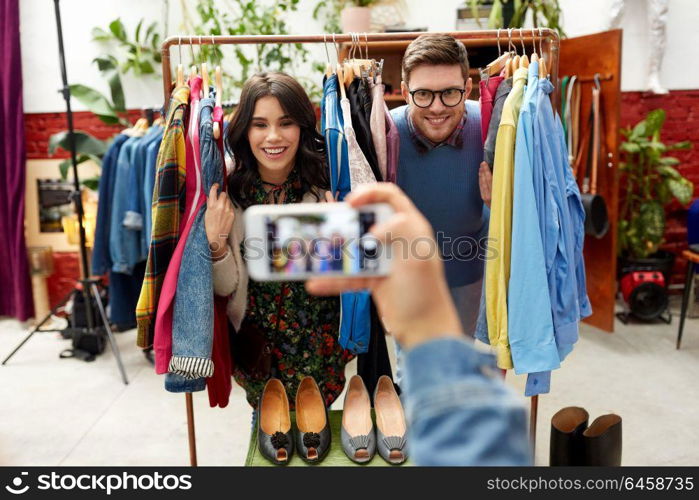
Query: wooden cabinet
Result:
<box><xmin>560</xmin><ymin>29</ymin><xmax>623</xmax><ymax>333</ymax></box>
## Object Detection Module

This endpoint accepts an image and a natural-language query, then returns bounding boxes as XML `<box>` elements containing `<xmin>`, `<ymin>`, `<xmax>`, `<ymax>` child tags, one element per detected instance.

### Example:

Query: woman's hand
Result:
<box><xmin>205</xmin><ymin>183</ymin><xmax>234</xmax><ymax>260</ymax></box>
<box><xmin>479</xmin><ymin>161</ymin><xmax>492</xmax><ymax>208</ymax></box>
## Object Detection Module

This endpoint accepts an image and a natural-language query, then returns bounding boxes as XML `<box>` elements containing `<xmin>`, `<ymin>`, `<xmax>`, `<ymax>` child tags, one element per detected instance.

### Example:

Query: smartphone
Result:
<box><xmin>244</xmin><ymin>202</ymin><xmax>393</xmax><ymax>281</ymax></box>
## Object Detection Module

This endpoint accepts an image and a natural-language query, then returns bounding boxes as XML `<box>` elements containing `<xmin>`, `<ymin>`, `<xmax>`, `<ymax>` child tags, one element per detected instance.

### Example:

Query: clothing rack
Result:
<box><xmin>158</xmin><ymin>29</ymin><xmax>561</xmax><ymax>466</ymax></box>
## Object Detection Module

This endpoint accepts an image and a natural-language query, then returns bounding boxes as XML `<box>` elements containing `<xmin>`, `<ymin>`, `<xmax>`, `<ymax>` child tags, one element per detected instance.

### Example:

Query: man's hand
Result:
<box><xmin>479</xmin><ymin>161</ymin><xmax>492</xmax><ymax>208</ymax></box>
<box><xmin>305</xmin><ymin>183</ymin><xmax>464</xmax><ymax>349</ymax></box>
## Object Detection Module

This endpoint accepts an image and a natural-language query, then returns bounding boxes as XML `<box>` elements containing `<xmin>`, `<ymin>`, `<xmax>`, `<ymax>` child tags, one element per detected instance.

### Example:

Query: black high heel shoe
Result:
<box><xmin>257</xmin><ymin>378</ymin><xmax>294</xmax><ymax>465</ymax></box>
<box><xmin>295</xmin><ymin>377</ymin><xmax>331</xmax><ymax>463</ymax></box>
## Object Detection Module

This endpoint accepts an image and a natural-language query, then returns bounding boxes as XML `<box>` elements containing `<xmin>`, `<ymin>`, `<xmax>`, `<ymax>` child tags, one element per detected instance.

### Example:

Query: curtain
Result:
<box><xmin>0</xmin><ymin>0</ymin><xmax>34</xmax><ymax>320</ymax></box>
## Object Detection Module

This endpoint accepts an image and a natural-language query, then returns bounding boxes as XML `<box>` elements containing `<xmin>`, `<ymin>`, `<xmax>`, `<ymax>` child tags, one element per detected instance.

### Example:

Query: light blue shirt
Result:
<box><xmin>537</xmin><ymin>77</ymin><xmax>586</xmax><ymax>349</ymax></box>
<box><xmin>508</xmin><ymin>61</ymin><xmax>561</xmax><ymax>377</ymax></box>
<box><xmin>403</xmin><ymin>338</ymin><xmax>530</xmax><ymax>465</ymax></box>
<box><xmin>494</xmin><ymin>63</ymin><xmax>593</xmax><ymax>397</ymax></box>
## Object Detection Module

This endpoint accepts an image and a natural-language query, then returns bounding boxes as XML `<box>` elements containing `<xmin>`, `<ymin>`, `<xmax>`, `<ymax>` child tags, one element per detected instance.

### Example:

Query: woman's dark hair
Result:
<box><xmin>225</xmin><ymin>72</ymin><xmax>328</xmax><ymax>207</ymax></box>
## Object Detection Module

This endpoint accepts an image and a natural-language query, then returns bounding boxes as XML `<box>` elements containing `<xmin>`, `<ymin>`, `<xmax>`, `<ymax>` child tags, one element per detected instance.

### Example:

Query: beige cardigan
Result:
<box><xmin>212</xmin><ymin>191</ymin><xmax>323</xmax><ymax>331</ymax></box>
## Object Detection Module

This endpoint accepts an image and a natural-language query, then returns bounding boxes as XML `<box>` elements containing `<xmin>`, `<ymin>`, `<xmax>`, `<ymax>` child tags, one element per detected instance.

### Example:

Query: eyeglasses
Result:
<box><xmin>408</xmin><ymin>88</ymin><xmax>465</xmax><ymax>108</ymax></box>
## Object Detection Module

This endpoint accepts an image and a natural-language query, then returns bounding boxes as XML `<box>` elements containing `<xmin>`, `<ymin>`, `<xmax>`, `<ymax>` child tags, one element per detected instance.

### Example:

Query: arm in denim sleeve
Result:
<box><xmin>402</xmin><ymin>338</ymin><xmax>531</xmax><ymax>465</ymax></box>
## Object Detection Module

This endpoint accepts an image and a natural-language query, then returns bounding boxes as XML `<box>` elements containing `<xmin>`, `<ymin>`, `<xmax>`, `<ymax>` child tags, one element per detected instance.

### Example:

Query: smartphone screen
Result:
<box><xmin>244</xmin><ymin>203</ymin><xmax>390</xmax><ymax>280</ymax></box>
<box><xmin>265</xmin><ymin>210</ymin><xmax>377</xmax><ymax>276</ymax></box>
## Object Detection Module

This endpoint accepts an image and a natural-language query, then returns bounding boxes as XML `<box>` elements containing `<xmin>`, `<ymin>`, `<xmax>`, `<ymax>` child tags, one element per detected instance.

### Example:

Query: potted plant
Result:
<box><xmin>465</xmin><ymin>0</ymin><xmax>565</xmax><ymax>35</ymax></box>
<box><xmin>618</xmin><ymin>109</ymin><xmax>693</xmax><ymax>281</ymax></box>
<box><xmin>340</xmin><ymin>0</ymin><xmax>379</xmax><ymax>33</ymax></box>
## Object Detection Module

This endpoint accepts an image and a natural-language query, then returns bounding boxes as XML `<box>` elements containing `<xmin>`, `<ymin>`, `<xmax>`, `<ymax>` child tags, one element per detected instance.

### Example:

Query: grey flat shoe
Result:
<box><xmin>341</xmin><ymin>375</ymin><xmax>376</xmax><ymax>463</ymax></box>
<box><xmin>374</xmin><ymin>375</ymin><xmax>408</xmax><ymax>465</ymax></box>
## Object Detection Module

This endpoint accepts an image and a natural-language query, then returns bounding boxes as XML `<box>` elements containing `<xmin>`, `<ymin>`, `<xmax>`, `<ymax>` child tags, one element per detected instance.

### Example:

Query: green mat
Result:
<box><xmin>245</xmin><ymin>410</ymin><xmax>410</xmax><ymax>466</ymax></box>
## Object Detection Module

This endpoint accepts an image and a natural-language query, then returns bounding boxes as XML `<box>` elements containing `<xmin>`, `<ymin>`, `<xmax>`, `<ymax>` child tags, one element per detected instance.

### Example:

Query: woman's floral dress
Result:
<box><xmin>234</xmin><ymin>170</ymin><xmax>354</xmax><ymax>409</ymax></box>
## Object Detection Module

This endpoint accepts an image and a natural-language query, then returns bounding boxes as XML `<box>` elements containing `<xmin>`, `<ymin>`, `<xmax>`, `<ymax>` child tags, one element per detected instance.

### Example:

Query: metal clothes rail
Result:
<box><xmin>159</xmin><ymin>29</ymin><xmax>561</xmax><ymax>466</ymax></box>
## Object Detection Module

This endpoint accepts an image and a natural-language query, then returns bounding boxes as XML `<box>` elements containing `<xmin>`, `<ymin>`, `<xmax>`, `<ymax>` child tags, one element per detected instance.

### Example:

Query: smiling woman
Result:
<box><xmin>205</xmin><ymin>71</ymin><xmax>354</xmax><ymax>418</ymax></box>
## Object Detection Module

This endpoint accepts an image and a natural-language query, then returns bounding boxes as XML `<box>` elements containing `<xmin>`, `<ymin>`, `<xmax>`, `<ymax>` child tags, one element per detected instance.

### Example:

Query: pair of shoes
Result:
<box><xmin>341</xmin><ymin>375</ymin><xmax>408</xmax><ymax>465</ymax></box>
<box><xmin>257</xmin><ymin>377</ymin><xmax>330</xmax><ymax>465</ymax></box>
<box><xmin>550</xmin><ymin>407</ymin><xmax>622</xmax><ymax>466</ymax></box>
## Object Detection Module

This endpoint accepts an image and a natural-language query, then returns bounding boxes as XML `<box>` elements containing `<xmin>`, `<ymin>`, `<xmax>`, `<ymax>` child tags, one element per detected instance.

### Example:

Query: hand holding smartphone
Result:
<box><xmin>244</xmin><ymin>202</ymin><xmax>393</xmax><ymax>281</ymax></box>
<box><xmin>304</xmin><ymin>183</ymin><xmax>465</xmax><ymax>349</ymax></box>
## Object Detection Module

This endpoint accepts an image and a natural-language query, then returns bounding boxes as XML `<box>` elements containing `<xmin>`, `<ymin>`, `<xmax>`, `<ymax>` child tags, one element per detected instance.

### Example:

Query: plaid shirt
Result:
<box><xmin>406</xmin><ymin>107</ymin><xmax>467</xmax><ymax>154</ymax></box>
<box><xmin>136</xmin><ymin>86</ymin><xmax>190</xmax><ymax>348</ymax></box>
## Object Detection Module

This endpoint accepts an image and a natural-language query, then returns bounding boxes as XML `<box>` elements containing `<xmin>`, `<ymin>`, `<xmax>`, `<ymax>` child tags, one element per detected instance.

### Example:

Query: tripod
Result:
<box><xmin>2</xmin><ymin>0</ymin><xmax>127</xmax><ymax>385</ymax></box>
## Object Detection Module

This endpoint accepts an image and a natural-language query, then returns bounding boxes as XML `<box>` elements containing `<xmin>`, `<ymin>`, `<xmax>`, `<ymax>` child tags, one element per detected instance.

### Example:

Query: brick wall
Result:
<box><xmin>620</xmin><ymin>90</ymin><xmax>699</xmax><ymax>287</ymax></box>
<box><xmin>25</xmin><ymin>109</ymin><xmax>143</xmax><ymax>159</ymax></box>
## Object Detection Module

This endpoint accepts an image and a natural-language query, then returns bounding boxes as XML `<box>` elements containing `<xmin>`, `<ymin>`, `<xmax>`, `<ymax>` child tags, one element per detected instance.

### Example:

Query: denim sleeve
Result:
<box><xmin>123</xmin><ymin>139</ymin><xmax>144</xmax><ymax>231</ymax></box>
<box><xmin>402</xmin><ymin>338</ymin><xmax>531</xmax><ymax>465</ymax></box>
<box><xmin>109</xmin><ymin>139</ymin><xmax>139</xmax><ymax>274</ymax></box>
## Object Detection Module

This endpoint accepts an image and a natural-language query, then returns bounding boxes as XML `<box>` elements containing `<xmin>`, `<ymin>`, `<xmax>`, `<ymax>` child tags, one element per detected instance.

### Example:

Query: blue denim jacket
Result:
<box><xmin>402</xmin><ymin>338</ymin><xmax>530</xmax><ymax>465</ymax></box>
<box><xmin>165</xmin><ymin>98</ymin><xmax>222</xmax><ymax>393</ymax></box>
<box><xmin>109</xmin><ymin>136</ymin><xmax>143</xmax><ymax>274</ymax></box>
<box><xmin>125</xmin><ymin>126</ymin><xmax>163</xmax><ymax>261</ymax></box>
<box><xmin>92</xmin><ymin>134</ymin><xmax>129</xmax><ymax>275</ymax></box>
<box><xmin>143</xmin><ymin>132</ymin><xmax>163</xmax><ymax>246</ymax></box>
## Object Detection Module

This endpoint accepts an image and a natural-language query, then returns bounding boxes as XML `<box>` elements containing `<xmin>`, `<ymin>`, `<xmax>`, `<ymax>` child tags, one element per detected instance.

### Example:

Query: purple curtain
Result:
<box><xmin>0</xmin><ymin>0</ymin><xmax>34</xmax><ymax>320</ymax></box>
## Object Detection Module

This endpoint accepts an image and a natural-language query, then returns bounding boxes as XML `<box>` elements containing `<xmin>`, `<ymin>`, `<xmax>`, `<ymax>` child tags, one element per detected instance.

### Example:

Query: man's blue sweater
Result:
<box><xmin>392</xmin><ymin>101</ymin><xmax>486</xmax><ymax>288</ymax></box>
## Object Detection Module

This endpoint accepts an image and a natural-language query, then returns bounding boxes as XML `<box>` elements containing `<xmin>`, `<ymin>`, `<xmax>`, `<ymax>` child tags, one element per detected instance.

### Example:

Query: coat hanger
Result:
<box><xmin>176</xmin><ymin>36</ymin><xmax>185</xmax><ymax>87</ymax></box>
<box><xmin>341</xmin><ymin>32</ymin><xmax>352</xmax><ymax>78</ymax></box>
<box><xmin>323</xmin><ymin>34</ymin><xmax>333</xmax><ymax>77</ymax></box>
<box><xmin>332</xmin><ymin>34</ymin><xmax>347</xmax><ymax>99</ymax></box>
<box><xmin>505</xmin><ymin>29</ymin><xmax>516</xmax><ymax>77</ymax></box>
<box><xmin>539</xmin><ymin>28</ymin><xmax>548</xmax><ymax>78</ymax></box>
<box><xmin>519</xmin><ymin>29</ymin><xmax>529</xmax><ymax>69</ymax></box>
<box><xmin>511</xmin><ymin>29</ymin><xmax>520</xmax><ymax>71</ymax></box>
<box><xmin>360</xmin><ymin>33</ymin><xmax>373</xmax><ymax>80</ymax></box>
<box><xmin>530</xmin><ymin>28</ymin><xmax>539</xmax><ymax>64</ymax></box>
<box><xmin>337</xmin><ymin>63</ymin><xmax>347</xmax><ymax>99</ymax></box>
<box><xmin>485</xmin><ymin>28</ymin><xmax>510</xmax><ymax>77</ymax></box>
<box><xmin>189</xmin><ymin>38</ymin><xmax>197</xmax><ymax>81</ymax></box>
<box><xmin>212</xmin><ymin>36</ymin><xmax>223</xmax><ymax>140</ymax></box>
<box><xmin>199</xmin><ymin>37</ymin><xmax>209</xmax><ymax>97</ymax></box>
<box><xmin>352</xmin><ymin>33</ymin><xmax>362</xmax><ymax>78</ymax></box>
<box><xmin>343</xmin><ymin>33</ymin><xmax>356</xmax><ymax>87</ymax></box>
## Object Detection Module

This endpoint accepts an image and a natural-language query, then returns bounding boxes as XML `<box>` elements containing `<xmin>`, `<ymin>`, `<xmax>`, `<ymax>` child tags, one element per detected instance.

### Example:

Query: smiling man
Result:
<box><xmin>391</xmin><ymin>34</ymin><xmax>489</xmax><ymax>335</ymax></box>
